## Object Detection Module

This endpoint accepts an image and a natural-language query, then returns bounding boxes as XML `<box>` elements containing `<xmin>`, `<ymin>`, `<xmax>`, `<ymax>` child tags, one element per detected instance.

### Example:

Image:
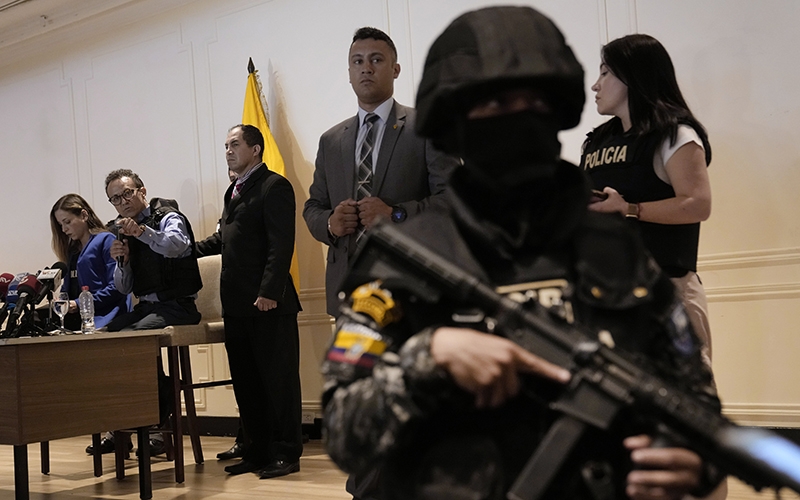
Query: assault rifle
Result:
<box><xmin>345</xmin><ymin>221</ymin><xmax>800</xmax><ymax>500</ymax></box>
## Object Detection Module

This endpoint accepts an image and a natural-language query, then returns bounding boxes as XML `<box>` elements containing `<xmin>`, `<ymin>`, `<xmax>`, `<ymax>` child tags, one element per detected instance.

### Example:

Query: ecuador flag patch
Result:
<box><xmin>326</xmin><ymin>322</ymin><xmax>388</xmax><ymax>369</ymax></box>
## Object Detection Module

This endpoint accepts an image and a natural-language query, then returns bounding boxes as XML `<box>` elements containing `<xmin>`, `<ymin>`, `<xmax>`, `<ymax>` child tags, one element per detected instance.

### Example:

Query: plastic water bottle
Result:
<box><xmin>79</xmin><ymin>286</ymin><xmax>95</xmax><ymax>334</ymax></box>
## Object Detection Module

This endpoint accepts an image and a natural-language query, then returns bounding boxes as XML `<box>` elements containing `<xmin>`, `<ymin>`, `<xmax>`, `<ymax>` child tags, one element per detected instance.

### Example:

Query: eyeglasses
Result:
<box><xmin>108</xmin><ymin>187</ymin><xmax>140</xmax><ymax>206</ymax></box>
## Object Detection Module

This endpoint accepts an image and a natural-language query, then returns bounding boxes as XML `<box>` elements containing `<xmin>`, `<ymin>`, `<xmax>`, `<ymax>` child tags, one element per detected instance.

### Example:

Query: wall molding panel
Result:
<box><xmin>705</xmin><ymin>283</ymin><xmax>800</xmax><ymax>302</ymax></box>
<box><xmin>191</xmin><ymin>344</ymin><xmax>213</xmax><ymax>411</ymax></box>
<box><xmin>299</xmin><ymin>314</ymin><xmax>335</xmax><ymax>327</ymax></box>
<box><xmin>723</xmin><ymin>403</ymin><xmax>800</xmax><ymax>428</ymax></box>
<box><xmin>299</xmin><ymin>287</ymin><xmax>327</xmax><ymax>302</ymax></box>
<box><xmin>699</xmin><ymin>248</ymin><xmax>800</xmax><ymax>272</ymax></box>
<box><xmin>698</xmin><ymin>248</ymin><xmax>800</xmax><ymax>301</ymax></box>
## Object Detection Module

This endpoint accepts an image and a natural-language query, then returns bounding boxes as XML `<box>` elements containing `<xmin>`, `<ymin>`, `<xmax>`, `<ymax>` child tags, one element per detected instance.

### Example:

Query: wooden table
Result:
<box><xmin>0</xmin><ymin>331</ymin><xmax>161</xmax><ymax>500</ymax></box>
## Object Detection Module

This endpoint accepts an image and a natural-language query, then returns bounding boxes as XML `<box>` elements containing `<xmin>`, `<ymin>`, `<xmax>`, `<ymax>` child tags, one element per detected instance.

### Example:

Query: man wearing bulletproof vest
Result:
<box><xmin>104</xmin><ymin>168</ymin><xmax>202</xmax><ymax>331</ymax></box>
<box><xmin>85</xmin><ymin>169</ymin><xmax>202</xmax><ymax>457</ymax></box>
<box><xmin>320</xmin><ymin>6</ymin><xmax>724</xmax><ymax>500</ymax></box>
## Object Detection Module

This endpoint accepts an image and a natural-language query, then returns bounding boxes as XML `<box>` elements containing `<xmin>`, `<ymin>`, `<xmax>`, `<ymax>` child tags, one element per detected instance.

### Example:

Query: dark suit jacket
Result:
<box><xmin>303</xmin><ymin>100</ymin><xmax>458</xmax><ymax>315</ymax></box>
<box><xmin>197</xmin><ymin>164</ymin><xmax>301</xmax><ymax>317</ymax></box>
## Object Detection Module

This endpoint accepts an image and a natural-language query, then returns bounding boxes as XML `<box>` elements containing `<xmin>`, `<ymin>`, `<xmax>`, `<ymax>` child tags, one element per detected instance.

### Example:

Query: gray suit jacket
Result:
<box><xmin>303</xmin><ymin>101</ymin><xmax>458</xmax><ymax>315</ymax></box>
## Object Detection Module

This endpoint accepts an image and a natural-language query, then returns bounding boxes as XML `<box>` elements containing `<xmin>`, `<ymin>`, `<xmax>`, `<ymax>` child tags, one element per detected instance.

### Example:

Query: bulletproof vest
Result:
<box><xmin>581</xmin><ymin>132</ymin><xmax>700</xmax><ymax>277</ymax></box>
<box><xmin>126</xmin><ymin>198</ymin><xmax>202</xmax><ymax>301</ymax></box>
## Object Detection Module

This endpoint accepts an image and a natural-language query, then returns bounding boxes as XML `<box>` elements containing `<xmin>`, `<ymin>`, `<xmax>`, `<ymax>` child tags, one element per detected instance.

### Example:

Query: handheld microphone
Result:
<box><xmin>0</xmin><ymin>302</ymin><xmax>9</xmax><ymax>326</ymax></box>
<box><xmin>0</xmin><ymin>273</ymin><xmax>14</xmax><ymax>326</ymax></box>
<box><xmin>5</xmin><ymin>274</ymin><xmax>41</xmax><ymax>330</ymax></box>
<box><xmin>33</xmin><ymin>262</ymin><xmax>68</xmax><ymax>305</ymax></box>
<box><xmin>0</xmin><ymin>273</ymin><xmax>14</xmax><ymax>300</ymax></box>
<box><xmin>109</xmin><ymin>219</ymin><xmax>125</xmax><ymax>267</ymax></box>
<box><xmin>117</xmin><ymin>232</ymin><xmax>125</xmax><ymax>266</ymax></box>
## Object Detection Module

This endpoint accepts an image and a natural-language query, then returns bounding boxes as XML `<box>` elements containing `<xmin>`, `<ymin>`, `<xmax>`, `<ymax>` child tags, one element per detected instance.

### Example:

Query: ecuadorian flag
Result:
<box><xmin>242</xmin><ymin>57</ymin><xmax>299</xmax><ymax>285</ymax></box>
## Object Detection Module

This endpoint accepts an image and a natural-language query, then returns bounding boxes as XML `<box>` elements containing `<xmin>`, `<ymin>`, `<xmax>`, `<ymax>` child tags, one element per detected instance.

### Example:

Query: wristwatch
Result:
<box><xmin>625</xmin><ymin>202</ymin><xmax>640</xmax><ymax>220</ymax></box>
<box><xmin>390</xmin><ymin>205</ymin><xmax>407</xmax><ymax>223</ymax></box>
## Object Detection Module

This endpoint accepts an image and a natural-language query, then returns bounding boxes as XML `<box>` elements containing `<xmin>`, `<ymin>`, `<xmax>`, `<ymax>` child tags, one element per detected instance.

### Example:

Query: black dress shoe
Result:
<box><xmin>136</xmin><ymin>438</ymin><xmax>167</xmax><ymax>458</ymax></box>
<box><xmin>257</xmin><ymin>459</ymin><xmax>300</xmax><ymax>479</ymax></box>
<box><xmin>224</xmin><ymin>460</ymin><xmax>262</xmax><ymax>475</ymax></box>
<box><xmin>217</xmin><ymin>442</ymin><xmax>247</xmax><ymax>460</ymax></box>
<box><xmin>86</xmin><ymin>438</ymin><xmax>132</xmax><ymax>455</ymax></box>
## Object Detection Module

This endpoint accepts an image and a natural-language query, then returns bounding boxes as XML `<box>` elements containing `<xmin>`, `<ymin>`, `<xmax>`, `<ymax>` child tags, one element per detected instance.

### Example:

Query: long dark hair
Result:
<box><xmin>50</xmin><ymin>194</ymin><xmax>108</xmax><ymax>262</ymax></box>
<box><xmin>590</xmin><ymin>34</ymin><xmax>711</xmax><ymax>165</ymax></box>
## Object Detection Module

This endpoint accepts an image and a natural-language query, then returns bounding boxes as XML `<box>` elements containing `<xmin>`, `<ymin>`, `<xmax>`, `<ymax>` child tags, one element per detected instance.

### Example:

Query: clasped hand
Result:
<box><xmin>328</xmin><ymin>197</ymin><xmax>391</xmax><ymax>237</ymax></box>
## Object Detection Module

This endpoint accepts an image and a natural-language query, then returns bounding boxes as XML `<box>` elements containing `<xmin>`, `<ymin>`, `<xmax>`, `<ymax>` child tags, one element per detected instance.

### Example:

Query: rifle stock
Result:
<box><xmin>347</xmin><ymin>221</ymin><xmax>800</xmax><ymax>497</ymax></box>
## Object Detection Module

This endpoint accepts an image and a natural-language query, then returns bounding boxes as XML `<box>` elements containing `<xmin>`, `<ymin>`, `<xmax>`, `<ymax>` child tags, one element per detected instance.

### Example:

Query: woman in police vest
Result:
<box><xmin>581</xmin><ymin>34</ymin><xmax>714</xmax><ymax>366</ymax></box>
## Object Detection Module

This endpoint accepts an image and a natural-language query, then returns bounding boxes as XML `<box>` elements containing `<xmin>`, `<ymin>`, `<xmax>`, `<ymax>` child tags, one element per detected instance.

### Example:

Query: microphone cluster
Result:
<box><xmin>1</xmin><ymin>262</ymin><xmax>67</xmax><ymax>338</ymax></box>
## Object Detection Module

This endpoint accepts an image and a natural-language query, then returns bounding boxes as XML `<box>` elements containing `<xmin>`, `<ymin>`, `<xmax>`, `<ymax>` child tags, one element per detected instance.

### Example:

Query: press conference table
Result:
<box><xmin>0</xmin><ymin>331</ymin><xmax>161</xmax><ymax>500</ymax></box>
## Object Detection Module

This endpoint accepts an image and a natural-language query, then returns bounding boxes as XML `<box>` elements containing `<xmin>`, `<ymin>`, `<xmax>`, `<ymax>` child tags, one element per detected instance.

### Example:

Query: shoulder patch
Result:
<box><xmin>326</xmin><ymin>322</ymin><xmax>388</xmax><ymax>369</ymax></box>
<box><xmin>350</xmin><ymin>281</ymin><xmax>399</xmax><ymax>327</ymax></box>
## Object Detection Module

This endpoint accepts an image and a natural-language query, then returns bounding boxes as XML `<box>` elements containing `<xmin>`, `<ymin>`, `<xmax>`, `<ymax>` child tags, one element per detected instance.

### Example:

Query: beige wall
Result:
<box><xmin>0</xmin><ymin>0</ymin><xmax>798</xmax><ymax>425</ymax></box>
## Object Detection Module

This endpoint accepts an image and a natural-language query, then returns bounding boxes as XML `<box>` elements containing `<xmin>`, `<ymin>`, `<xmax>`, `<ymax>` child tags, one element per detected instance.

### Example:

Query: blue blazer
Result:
<box><xmin>64</xmin><ymin>232</ymin><xmax>130</xmax><ymax>328</ymax></box>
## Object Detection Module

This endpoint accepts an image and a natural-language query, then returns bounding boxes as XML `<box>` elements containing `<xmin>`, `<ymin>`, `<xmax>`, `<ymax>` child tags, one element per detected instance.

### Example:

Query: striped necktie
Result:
<box><xmin>355</xmin><ymin>113</ymin><xmax>379</xmax><ymax>244</ymax></box>
<box><xmin>231</xmin><ymin>180</ymin><xmax>243</xmax><ymax>198</ymax></box>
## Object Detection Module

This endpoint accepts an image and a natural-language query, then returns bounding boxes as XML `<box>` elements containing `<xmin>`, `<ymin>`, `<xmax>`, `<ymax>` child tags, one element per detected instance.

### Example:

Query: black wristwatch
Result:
<box><xmin>390</xmin><ymin>205</ymin><xmax>407</xmax><ymax>223</ymax></box>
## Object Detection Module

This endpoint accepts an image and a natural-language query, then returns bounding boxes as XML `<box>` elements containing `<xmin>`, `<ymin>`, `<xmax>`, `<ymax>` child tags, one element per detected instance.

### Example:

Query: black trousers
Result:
<box><xmin>106</xmin><ymin>298</ymin><xmax>200</xmax><ymax>332</ymax></box>
<box><xmin>224</xmin><ymin>313</ymin><xmax>303</xmax><ymax>466</ymax></box>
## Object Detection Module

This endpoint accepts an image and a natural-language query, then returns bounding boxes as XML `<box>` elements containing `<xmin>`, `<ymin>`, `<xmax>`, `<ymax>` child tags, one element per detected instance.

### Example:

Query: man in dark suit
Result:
<box><xmin>196</xmin><ymin>124</ymin><xmax>303</xmax><ymax>479</ymax></box>
<box><xmin>303</xmin><ymin>26</ymin><xmax>459</xmax><ymax>317</ymax></box>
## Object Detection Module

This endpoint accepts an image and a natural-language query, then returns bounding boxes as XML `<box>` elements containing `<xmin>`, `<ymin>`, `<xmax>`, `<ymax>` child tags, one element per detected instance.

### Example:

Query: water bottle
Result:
<box><xmin>79</xmin><ymin>286</ymin><xmax>95</xmax><ymax>334</ymax></box>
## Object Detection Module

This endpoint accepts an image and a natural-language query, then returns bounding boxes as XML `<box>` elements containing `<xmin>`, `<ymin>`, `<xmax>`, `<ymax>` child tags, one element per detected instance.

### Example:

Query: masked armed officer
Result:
<box><xmin>321</xmin><ymin>6</ymin><xmax>724</xmax><ymax>500</ymax></box>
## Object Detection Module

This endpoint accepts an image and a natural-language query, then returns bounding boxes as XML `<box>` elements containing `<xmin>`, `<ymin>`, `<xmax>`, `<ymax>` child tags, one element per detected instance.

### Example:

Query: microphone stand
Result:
<box><xmin>40</xmin><ymin>290</ymin><xmax>59</xmax><ymax>334</ymax></box>
<box><xmin>12</xmin><ymin>302</ymin><xmax>48</xmax><ymax>338</ymax></box>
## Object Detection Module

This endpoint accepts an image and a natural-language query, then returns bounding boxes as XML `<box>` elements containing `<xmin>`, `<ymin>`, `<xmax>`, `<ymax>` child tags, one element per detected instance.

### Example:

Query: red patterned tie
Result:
<box><xmin>231</xmin><ymin>180</ymin><xmax>243</xmax><ymax>199</ymax></box>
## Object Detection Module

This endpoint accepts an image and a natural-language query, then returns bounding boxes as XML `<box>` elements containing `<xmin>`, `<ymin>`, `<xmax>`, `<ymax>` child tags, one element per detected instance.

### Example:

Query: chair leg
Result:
<box><xmin>156</xmin><ymin>353</ymin><xmax>175</xmax><ymax>462</ymax></box>
<box><xmin>167</xmin><ymin>346</ymin><xmax>184</xmax><ymax>483</ymax></box>
<box><xmin>92</xmin><ymin>433</ymin><xmax>103</xmax><ymax>477</ymax></box>
<box><xmin>179</xmin><ymin>345</ymin><xmax>204</xmax><ymax>464</ymax></box>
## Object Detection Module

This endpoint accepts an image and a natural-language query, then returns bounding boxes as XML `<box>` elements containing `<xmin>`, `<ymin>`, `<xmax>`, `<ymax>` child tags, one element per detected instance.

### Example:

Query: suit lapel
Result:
<box><xmin>372</xmin><ymin>102</ymin><xmax>403</xmax><ymax>195</ymax></box>
<box><xmin>225</xmin><ymin>164</ymin><xmax>267</xmax><ymax>221</ymax></box>
<box><xmin>223</xmin><ymin>182</ymin><xmax>235</xmax><ymax>222</ymax></box>
<box><xmin>341</xmin><ymin>116</ymin><xmax>359</xmax><ymax>199</ymax></box>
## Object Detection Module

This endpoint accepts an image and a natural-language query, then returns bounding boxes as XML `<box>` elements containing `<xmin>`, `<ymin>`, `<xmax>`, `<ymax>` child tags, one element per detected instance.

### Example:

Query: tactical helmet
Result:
<box><xmin>416</xmin><ymin>6</ymin><xmax>585</xmax><ymax>151</ymax></box>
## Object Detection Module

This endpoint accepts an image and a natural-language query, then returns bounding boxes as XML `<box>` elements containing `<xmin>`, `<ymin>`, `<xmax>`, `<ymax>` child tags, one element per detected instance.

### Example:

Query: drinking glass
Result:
<box><xmin>53</xmin><ymin>292</ymin><xmax>70</xmax><ymax>334</ymax></box>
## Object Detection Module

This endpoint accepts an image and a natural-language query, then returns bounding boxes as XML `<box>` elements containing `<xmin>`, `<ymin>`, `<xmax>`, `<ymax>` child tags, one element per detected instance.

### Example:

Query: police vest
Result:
<box><xmin>581</xmin><ymin>132</ymin><xmax>699</xmax><ymax>277</ymax></box>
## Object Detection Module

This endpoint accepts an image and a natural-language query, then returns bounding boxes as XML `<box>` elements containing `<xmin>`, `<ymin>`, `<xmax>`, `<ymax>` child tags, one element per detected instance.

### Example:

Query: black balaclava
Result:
<box><xmin>414</xmin><ymin>6</ymin><xmax>588</xmax><ymax>248</ymax></box>
<box><xmin>416</xmin><ymin>6</ymin><xmax>585</xmax><ymax>157</ymax></box>
<box><xmin>456</xmin><ymin>109</ymin><xmax>562</xmax><ymax>186</ymax></box>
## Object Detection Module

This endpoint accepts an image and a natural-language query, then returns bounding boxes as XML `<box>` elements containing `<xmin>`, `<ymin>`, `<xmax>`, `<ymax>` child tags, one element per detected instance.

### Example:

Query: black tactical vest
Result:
<box><xmin>123</xmin><ymin>198</ymin><xmax>203</xmax><ymax>301</ymax></box>
<box><xmin>581</xmin><ymin>132</ymin><xmax>699</xmax><ymax>277</ymax></box>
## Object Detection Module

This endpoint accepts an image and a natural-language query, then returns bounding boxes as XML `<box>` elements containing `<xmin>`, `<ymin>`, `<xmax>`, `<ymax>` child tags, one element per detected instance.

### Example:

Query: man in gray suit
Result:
<box><xmin>304</xmin><ymin>26</ymin><xmax>458</xmax><ymax>317</ymax></box>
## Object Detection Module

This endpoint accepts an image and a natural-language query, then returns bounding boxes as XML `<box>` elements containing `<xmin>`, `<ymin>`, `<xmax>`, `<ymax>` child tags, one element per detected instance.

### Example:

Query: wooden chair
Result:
<box><xmin>113</xmin><ymin>254</ymin><xmax>231</xmax><ymax>483</ymax></box>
